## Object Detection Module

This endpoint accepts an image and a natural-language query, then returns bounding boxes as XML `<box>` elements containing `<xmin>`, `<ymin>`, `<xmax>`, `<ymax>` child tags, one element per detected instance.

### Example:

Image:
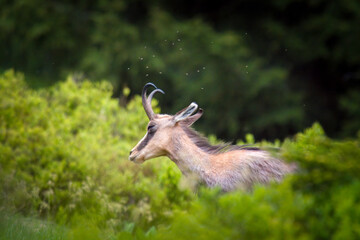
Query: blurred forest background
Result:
<box><xmin>1</xmin><ymin>0</ymin><xmax>360</xmax><ymax>239</ymax></box>
<box><xmin>1</xmin><ymin>0</ymin><xmax>359</xmax><ymax>141</ymax></box>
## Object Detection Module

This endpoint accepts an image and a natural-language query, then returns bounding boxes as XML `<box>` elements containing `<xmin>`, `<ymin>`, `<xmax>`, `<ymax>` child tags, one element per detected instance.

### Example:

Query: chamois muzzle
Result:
<box><xmin>142</xmin><ymin>83</ymin><xmax>165</xmax><ymax>120</ymax></box>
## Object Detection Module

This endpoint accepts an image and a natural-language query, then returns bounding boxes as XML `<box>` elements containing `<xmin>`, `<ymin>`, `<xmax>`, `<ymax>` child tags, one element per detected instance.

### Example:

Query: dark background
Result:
<box><xmin>1</xmin><ymin>0</ymin><xmax>359</xmax><ymax>141</ymax></box>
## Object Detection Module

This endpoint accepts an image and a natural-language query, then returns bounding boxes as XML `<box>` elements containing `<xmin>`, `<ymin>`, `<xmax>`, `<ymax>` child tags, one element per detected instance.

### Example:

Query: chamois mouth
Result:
<box><xmin>129</xmin><ymin>154</ymin><xmax>145</xmax><ymax>164</ymax></box>
<box><xmin>129</xmin><ymin>152</ymin><xmax>137</xmax><ymax>161</ymax></box>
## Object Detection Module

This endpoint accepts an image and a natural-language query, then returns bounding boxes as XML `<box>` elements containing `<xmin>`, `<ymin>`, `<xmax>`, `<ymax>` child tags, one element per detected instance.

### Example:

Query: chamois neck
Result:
<box><xmin>166</xmin><ymin>129</ymin><xmax>211</xmax><ymax>176</ymax></box>
<box><xmin>164</xmin><ymin>126</ymin><xmax>294</xmax><ymax>191</ymax></box>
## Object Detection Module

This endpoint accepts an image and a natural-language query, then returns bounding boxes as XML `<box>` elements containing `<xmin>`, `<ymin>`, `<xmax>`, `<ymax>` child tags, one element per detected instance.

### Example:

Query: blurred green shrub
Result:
<box><xmin>0</xmin><ymin>70</ymin><xmax>359</xmax><ymax>239</ymax></box>
<box><xmin>0</xmin><ymin>69</ymin><xmax>192</xmax><ymax>232</ymax></box>
<box><xmin>155</xmin><ymin>123</ymin><xmax>360</xmax><ymax>240</ymax></box>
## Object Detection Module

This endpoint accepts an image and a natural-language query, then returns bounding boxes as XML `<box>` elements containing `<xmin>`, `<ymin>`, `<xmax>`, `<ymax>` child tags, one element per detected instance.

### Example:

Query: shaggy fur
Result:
<box><xmin>176</xmin><ymin>125</ymin><xmax>296</xmax><ymax>191</ymax></box>
<box><xmin>181</xmin><ymin>125</ymin><xmax>260</xmax><ymax>154</ymax></box>
<box><xmin>129</xmin><ymin>83</ymin><xmax>296</xmax><ymax>191</ymax></box>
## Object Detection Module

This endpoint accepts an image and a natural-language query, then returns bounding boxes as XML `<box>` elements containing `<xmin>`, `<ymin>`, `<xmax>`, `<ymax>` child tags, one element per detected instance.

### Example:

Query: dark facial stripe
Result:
<box><xmin>136</xmin><ymin>131</ymin><xmax>156</xmax><ymax>151</ymax></box>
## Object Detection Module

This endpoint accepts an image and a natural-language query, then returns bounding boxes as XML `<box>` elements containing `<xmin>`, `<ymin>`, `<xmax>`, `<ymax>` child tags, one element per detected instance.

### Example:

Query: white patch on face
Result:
<box><xmin>129</xmin><ymin>134</ymin><xmax>147</xmax><ymax>161</ymax></box>
<box><xmin>129</xmin><ymin>115</ymin><xmax>174</xmax><ymax>163</ymax></box>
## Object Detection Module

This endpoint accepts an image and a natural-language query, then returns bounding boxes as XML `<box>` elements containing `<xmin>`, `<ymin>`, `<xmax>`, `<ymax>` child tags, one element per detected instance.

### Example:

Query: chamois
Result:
<box><xmin>129</xmin><ymin>83</ymin><xmax>295</xmax><ymax>191</ymax></box>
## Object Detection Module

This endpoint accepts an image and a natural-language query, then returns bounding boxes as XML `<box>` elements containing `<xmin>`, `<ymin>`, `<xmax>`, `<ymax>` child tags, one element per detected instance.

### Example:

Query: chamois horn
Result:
<box><xmin>142</xmin><ymin>83</ymin><xmax>165</xmax><ymax>120</ymax></box>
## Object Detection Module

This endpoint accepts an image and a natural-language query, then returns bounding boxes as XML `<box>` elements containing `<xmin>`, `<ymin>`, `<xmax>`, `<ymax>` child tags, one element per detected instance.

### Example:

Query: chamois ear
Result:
<box><xmin>181</xmin><ymin>108</ymin><xmax>203</xmax><ymax>126</ymax></box>
<box><xmin>173</xmin><ymin>102</ymin><xmax>198</xmax><ymax>123</ymax></box>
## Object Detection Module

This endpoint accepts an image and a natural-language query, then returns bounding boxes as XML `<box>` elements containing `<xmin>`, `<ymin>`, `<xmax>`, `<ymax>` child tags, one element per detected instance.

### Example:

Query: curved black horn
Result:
<box><xmin>142</xmin><ymin>83</ymin><xmax>165</xmax><ymax>119</ymax></box>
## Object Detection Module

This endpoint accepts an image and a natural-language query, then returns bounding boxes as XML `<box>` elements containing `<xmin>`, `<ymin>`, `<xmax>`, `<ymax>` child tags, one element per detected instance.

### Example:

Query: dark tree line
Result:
<box><xmin>1</xmin><ymin>0</ymin><xmax>359</xmax><ymax>140</ymax></box>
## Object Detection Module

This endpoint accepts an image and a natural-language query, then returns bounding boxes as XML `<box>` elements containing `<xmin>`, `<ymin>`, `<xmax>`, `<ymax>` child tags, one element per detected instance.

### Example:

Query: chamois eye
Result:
<box><xmin>147</xmin><ymin>125</ymin><xmax>156</xmax><ymax>132</ymax></box>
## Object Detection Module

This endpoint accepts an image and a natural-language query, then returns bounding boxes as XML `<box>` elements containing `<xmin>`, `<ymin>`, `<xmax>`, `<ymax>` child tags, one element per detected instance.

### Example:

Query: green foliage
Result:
<box><xmin>155</xmin><ymin>123</ymin><xmax>360</xmax><ymax>240</ymax></box>
<box><xmin>0</xmin><ymin>70</ymin><xmax>191</xmax><ymax>232</ymax></box>
<box><xmin>161</xmin><ymin>0</ymin><xmax>360</xmax><ymax>138</ymax></box>
<box><xmin>0</xmin><ymin>0</ymin><xmax>306</xmax><ymax>140</ymax></box>
<box><xmin>0</xmin><ymin>211</ymin><xmax>67</xmax><ymax>240</ymax></box>
<box><xmin>84</xmin><ymin>8</ymin><xmax>304</xmax><ymax>140</ymax></box>
<box><xmin>283</xmin><ymin>123</ymin><xmax>360</xmax><ymax>192</ymax></box>
<box><xmin>155</xmin><ymin>184</ymin><xmax>309</xmax><ymax>240</ymax></box>
<box><xmin>1</xmin><ymin>0</ymin><xmax>359</xmax><ymax>140</ymax></box>
<box><xmin>0</xmin><ymin>70</ymin><xmax>359</xmax><ymax>239</ymax></box>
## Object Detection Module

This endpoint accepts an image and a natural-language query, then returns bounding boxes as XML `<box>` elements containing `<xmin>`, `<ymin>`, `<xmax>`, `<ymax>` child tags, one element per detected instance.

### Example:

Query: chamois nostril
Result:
<box><xmin>129</xmin><ymin>150</ymin><xmax>133</xmax><ymax>155</ymax></box>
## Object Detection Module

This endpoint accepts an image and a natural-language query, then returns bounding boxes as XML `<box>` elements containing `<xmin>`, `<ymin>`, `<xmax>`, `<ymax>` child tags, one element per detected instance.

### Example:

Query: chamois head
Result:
<box><xmin>129</xmin><ymin>83</ymin><xmax>203</xmax><ymax>163</ymax></box>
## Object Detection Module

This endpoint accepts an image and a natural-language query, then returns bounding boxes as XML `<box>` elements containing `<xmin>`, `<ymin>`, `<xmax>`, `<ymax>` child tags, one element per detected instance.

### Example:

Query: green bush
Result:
<box><xmin>0</xmin><ymin>69</ymin><xmax>192</xmax><ymax>232</ymax></box>
<box><xmin>0</xmin><ymin>70</ymin><xmax>359</xmax><ymax>239</ymax></box>
<box><xmin>156</xmin><ymin>124</ymin><xmax>360</xmax><ymax>240</ymax></box>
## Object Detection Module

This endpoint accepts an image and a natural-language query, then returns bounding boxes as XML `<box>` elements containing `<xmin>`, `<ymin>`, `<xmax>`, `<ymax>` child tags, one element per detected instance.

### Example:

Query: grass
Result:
<box><xmin>0</xmin><ymin>211</ymin><xmax>67</xmax><ymax>240</ymax></box>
